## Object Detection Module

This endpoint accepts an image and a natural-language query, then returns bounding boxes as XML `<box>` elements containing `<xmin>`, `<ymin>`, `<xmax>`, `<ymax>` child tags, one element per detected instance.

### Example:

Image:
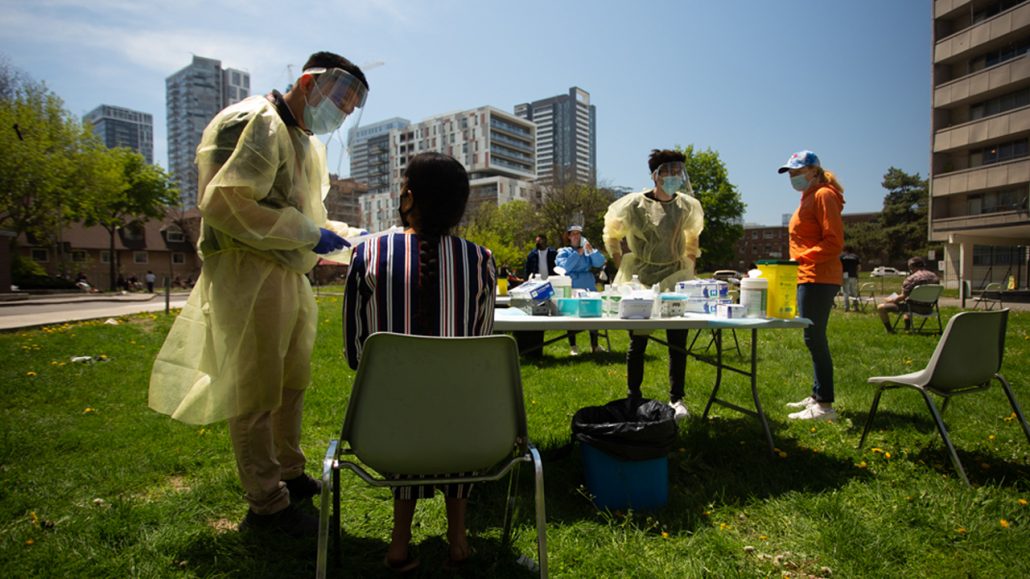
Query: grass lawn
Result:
<box><xmin>2</xmin><ymin>300</ymin><xmax>1030</xmax><ymax>577</ymax></box>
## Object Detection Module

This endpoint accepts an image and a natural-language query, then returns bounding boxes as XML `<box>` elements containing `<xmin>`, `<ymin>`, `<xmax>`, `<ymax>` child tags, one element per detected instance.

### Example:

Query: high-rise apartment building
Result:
<box><xmin>931</xmin><ymin>0</ymin><xmax>1030</xmax><ymax>290</ymax></box>
<box><xmin>166</xmin><ymin>56</ymin><xmax>250</xmax><ymax>208</ymax></box>
<box><xmin>515</xmin><ymin>86</ymin><xmax>596</xmax><ymax>188</ymax></box>
<box><xmin>351</xmin><ymin>107</ymin><xmax>537</xmax><ymax>232</ymax></box>
<box><xmin>348</xmin><ymin>117</ymin><xmax>411</xmax><ymax>198</ymax></box>
<box><xmin>84</xmin><ymin>105</ymin><xmax>154</xmax><ymax>164</ymax></box>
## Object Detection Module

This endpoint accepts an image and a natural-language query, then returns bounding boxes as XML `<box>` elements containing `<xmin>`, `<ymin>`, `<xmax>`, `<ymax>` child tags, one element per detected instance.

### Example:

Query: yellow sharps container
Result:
<box><xmin>756</xmin><ymin>260</ymin><xmax>799</xmax><ymax>319</ymax></box>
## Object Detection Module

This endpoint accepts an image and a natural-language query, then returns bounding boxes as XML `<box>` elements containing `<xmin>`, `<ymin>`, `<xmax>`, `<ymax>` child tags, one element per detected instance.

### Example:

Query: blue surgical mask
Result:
<box><xmin>303</xmin><ymin>95</ymin><xmax>347</xmax><ymax>135</ymax></box>
<box><xmin>661</xmin><ymin>176</ymin><xmax>685</xmax><ymax>194</ymax></box>
<box><xmin>790</xmin><ymin>174</ymin><xmax>810</xmax><ymax>192</ymax></box>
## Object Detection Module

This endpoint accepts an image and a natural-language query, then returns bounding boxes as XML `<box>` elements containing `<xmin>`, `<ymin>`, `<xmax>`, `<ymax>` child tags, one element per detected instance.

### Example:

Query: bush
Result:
<box><xmin>11</xmin><ymin>256</ymin><xmax>77</xmax><ymax>289</ymax></box>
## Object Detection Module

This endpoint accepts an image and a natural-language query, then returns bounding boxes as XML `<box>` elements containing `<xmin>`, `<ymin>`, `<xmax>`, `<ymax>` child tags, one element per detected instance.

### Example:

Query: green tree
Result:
<box><xmin>79</xmin><ymin>148</ymin><xmax>179</xmax><ymax>290</ymax></box>
<box><xmin>0</xmin><ymin>62</ymin><xmax>79</xmax><ymax>252</ymax></box>
<box><xmin>537</xmin><ymin>181</ymin><xmax>614</xmax><ymax>253</ymax></box>
<box><xmin>678</xmin><ymin>145</ymin><xmax>746</xmax><ymax>272</ymax></box>
<box><xmin>879</xmin><ymin>167</ymin><xmax>938</xmax><ymax>264</ymax></box>
<box><xmin>843</xmin><ymin>219</ymin><xmax>888</xmax><ymax>266</ymax></box>
<box><xmin>459</xmin><ymin>200</ymin><xmax>540</xmax><ymax>274</ymax></box>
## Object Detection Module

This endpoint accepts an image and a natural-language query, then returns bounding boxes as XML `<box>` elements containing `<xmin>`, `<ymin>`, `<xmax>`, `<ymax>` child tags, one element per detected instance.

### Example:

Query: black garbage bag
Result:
<box><xmin>571</xmin><ymin>397</ymin><xmax>678</xmax><ymax>461</ymax></box>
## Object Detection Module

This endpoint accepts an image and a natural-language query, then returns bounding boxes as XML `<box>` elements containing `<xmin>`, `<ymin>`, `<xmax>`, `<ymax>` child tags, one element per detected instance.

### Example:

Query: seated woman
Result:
<box><xmin>343</xmin><ymin>152</ymin><xmax>496</xmax><ymax>572</ymax></box>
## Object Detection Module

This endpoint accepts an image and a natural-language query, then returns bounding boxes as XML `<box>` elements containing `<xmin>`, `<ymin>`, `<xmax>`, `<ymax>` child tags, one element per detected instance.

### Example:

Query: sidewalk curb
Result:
<box><xmin>0</xmin><ymin>294</ymin><xmax>163</xmax><ymax>307</ymax></box>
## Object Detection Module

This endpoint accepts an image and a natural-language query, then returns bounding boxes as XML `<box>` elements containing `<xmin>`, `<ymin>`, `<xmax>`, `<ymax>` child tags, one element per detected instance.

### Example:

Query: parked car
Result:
<box><xmin>871</xmin><ymin>266</ymin><xmax>904</xmax><ymax>277</ymax></box>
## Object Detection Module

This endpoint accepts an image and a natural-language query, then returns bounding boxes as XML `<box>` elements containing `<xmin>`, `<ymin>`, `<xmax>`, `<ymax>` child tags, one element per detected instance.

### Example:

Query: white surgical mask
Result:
<box><xmin>790</xmin><ymin>173</ymin><xmax>810</xmax><ymax>192</ymax></box>
<box><xmin>303</xmin><ymin>97</ymin><xmax>347</xmax><ymax>135</ymax></box>
<box><xmin>662</xmin><ymin>176</ymin><xmax>685</xmax><ymax>194</ymax></box>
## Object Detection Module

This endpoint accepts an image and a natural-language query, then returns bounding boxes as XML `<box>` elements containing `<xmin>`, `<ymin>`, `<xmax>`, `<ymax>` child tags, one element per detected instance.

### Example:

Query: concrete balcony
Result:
<box><xmin>935</xmin><ymin>2</ymin><xmax>1030</xmax><ymax>63</ymax></box>
<box><xmin>931</xmin><ymin>210</ymin><xmax>1030</xmax><ymax>237</ymax></box>
<box><xmin>933</xmin><ymin>106</ymin><xmax>1030</xmax><ymax>152</ymax></box>
<box><xmin>932</xmin><ymin>158</ymin><xmax>1030</xmax><ymax>196</ymax></box>
<box><xmin>934</xmin><ymin>0</ymin><xmax>971</xmax><ymax>19</ymax></box>
<box><xmin>934</xmin><ymin>54</ymin><xmax>1030</xmax><ymax>107</ymax></box>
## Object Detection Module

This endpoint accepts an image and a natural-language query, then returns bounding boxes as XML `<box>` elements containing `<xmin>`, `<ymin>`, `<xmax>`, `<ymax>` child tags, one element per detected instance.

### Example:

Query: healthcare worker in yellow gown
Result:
<box><xmin>603</xmin><ymin>148</ymin><xmax>704</xmax><ymax>421</ymax></box>
<box><xmin>149</xmin><ymin>51</ymin><xmax>368</xmax><ymax>537</ymax></box>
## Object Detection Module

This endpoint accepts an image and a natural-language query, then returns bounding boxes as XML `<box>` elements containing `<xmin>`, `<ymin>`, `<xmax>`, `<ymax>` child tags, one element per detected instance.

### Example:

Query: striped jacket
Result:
<box><xmin>344</xmin><ymin>233</ymin><xmax>496</xmax><ymax>369</ymax></box>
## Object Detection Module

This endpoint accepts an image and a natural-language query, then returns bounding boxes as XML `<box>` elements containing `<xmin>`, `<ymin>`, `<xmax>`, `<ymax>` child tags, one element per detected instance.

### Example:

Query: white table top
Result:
<box><xmin>493</xmin><ymin>308</ymin><xmax>811</xmax><ymax>331</ymax></box>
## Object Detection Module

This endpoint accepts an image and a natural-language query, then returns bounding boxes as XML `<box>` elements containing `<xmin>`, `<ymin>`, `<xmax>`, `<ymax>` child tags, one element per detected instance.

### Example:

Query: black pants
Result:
<box><xmin>627</xmin><ymin>330</ymin><xmax>688</xmax><ymax>401</ymax></box>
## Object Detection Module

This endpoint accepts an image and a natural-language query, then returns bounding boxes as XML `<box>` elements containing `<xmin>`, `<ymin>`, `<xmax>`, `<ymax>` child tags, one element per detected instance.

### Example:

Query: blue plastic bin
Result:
<box><xmin>580</xmin><ymin>443</ymin><xmax>668</xmax><ymax>511</ymax></box>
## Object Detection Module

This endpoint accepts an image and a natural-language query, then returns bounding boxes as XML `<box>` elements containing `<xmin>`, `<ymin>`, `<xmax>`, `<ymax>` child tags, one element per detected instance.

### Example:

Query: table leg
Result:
<box><xmin>749</xmin><ymin>328</ymin><xmax>775</xmax><ymax>454</ymax></box>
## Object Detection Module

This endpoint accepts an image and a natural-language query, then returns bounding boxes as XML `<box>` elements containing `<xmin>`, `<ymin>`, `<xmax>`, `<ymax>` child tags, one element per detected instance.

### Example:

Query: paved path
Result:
<box><xmin>0</xmin><ymin>292</ymin><xmax>189</xmax><ymax>331</ymax></box>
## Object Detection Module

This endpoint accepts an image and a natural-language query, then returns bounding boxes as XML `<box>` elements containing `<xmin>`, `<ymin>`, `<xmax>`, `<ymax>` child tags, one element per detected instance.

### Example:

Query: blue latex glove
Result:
<box><xmin>313</xmin><ymin>228</ymin><xmax>349</xmax><ymax>254</ymax></box>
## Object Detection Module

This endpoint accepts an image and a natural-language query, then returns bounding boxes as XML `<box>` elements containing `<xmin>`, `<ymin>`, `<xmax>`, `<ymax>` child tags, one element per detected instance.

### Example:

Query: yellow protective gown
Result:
<box><xmin>149</xmin><ymin>96</ymin><xmax>329</xmax><ymax>425</ymax></box>
<box><xmin>602</xmin><ymin>189</ymin><xmax>704</xmax><ymax>290</ymax></box>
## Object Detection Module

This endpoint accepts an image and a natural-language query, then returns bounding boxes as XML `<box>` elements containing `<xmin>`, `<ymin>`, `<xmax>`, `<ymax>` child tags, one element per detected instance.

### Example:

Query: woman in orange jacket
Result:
<box><xmin>779</xmin><ymin>150</ymin><xmax>844</xmax><ymax>421</ymax></box>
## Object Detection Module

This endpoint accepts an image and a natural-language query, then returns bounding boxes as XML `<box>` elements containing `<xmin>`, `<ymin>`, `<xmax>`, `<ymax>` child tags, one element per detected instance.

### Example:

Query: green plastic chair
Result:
<box><xmin>859</xmin><ymin>310</ymin><xmax>1030</xmax><ymax>485</ymax></box>
<box><xmin>892</xmin><ymin>283</ymin><xmax>944</xmax><ymax>334</ymax></box>
<box><xmin>316</xmin><ymin>333</ymin><xmax>548</xmax><ymax>578</ymax></box>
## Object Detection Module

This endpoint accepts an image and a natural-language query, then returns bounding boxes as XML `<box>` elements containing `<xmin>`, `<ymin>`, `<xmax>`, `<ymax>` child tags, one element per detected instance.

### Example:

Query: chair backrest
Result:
<box><xmin>341</xmin><ymin>333</ymin><xmax>527</xmax><ymax>476</ymax></box>
<box><xmin>906</xmin><ymin>283</ymin><xmax>943</xmax><ymax>316</ymax></box>
<box><xmin>907</xmin><ymin>283</ymin><xmax>943</xmax><ymax>305</ymax></box>
<box><xmin>924</xmin><ymin>309</ymin><xmax>1008</xmax><ymax>392</ymax></box>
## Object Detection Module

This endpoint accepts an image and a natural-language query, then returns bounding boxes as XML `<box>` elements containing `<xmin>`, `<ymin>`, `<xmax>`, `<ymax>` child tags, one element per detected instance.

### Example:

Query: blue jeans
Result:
<box><xmin>797</xmin><ymin>283</ymin><xmax>839</xmax><ymax>403</ymax></box>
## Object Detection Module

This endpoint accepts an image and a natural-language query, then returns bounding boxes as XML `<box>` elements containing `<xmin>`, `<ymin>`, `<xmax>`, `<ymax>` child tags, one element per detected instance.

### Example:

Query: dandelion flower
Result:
<box><xmin>857</xmin><ymin>461</ymin><xmax>868</xmax><ymax>469</ymax></box>
<box><xmin>1000</xmin><ymin>519</ymin><xmax>1010</xmax><ymax>528</ymax></box>
<box><xmin>26</xmin><ymin>371</ymin><xmax>36</xmax><ymax>377</ymax></box>
<box><xmin>1018</xmin><ymin>498</ymin><xmax>1028</xmax><ymax>507</ymax></box>
<box><xmin>25</xmin><ymin>539</ymin><xmax>34</xmax><ymax>546</ymax></box>
<box><xmin>777</xmin><ymin>450</ymin><xmax>788</xmax><ymax>459</ymax></box>
<box><xmin>661</xmin><ymin>531</ymin><xmax>669</xmax><ymax>539</ymax></box>
<box><xmin>83</xmin><ymin>408</ymin><xmax>94</xmax><ymax>414</ymax></box>
<box><xmin>884</xmin><ymin>452</ymin><xmax>891</xmax><ymax>459</ymax></box>
<box><xmin>956</xmin><ymin>527</ymin><xmax>966</xmax><ymax>534</ymax></box>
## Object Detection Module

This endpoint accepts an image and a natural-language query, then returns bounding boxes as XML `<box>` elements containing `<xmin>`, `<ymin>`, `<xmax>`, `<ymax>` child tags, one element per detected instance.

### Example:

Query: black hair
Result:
<box><xmin>648</xmin><ymin>149</ymin><xmax>686</xmax><ymax>173</ymax></box>
<box><xmin>403</xmin><ymin>152</ymin><xmax>470</xmax><ymax>334</ymax></box>
<box><xmin>908</xmin><ymin>256</ymin><xmax>926</xmax><ymax>270</ymax></box>
<box><xmin>302</xmin><ymin>51</ymin><xmax>369</xmax><ymax>90</ymax></box>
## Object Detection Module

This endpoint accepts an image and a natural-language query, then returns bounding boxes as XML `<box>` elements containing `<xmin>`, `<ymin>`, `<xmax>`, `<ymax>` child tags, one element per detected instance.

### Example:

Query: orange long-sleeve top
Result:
<box><xmin>788</xmin><ymin>179</ymin><xmax>845</xmax><ymax>285</ymax></box>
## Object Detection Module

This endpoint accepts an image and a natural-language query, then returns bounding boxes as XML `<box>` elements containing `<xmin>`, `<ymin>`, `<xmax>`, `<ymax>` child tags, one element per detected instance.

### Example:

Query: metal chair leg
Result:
<box><xmin>997</xmin><ymin>373</ymin><xmax>1030</xmax><ymax>445</ymax></box>
<box><xmin>501</xmin><ymin>460</ymin><xmax>522</xmax><ymax>546</ymax></box>
<box><xmin>530</xmin><ymin>446</ymin><xmax>548</xmax><ymax>578</ymax></box>
<box><xmin>919</xmin><ymin>390</ymin><xmax>969</xmax><ymax>485</ymax></box>
<box><xmin>858</xmin><ymin>386</ymin><xmax>886</xmax><ymax>448</ymax></box>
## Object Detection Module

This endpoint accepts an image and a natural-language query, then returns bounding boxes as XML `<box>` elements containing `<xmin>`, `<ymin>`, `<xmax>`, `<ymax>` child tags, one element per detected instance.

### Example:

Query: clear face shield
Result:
<box><xmin>301</xmin><ymin>67</ymin><xmax>369</xmax><ymax>170</ymax></box>
<box><xmin>652</xmin><ymin>161</ymin><xmax>693</xmax><ymax>196</ymax></box>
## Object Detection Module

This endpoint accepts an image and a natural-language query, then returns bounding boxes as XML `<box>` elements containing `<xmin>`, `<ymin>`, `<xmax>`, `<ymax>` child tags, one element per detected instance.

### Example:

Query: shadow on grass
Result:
<box><xmin>842</xmin><ymin>407</ymin><xmax>1030</xmax><ymax>487</ymax></box>
<box><xmin>470</xmin><ymin>415</ymin><xmax>870</xmax><ymax>539</ymax></box>
<box><xmin>176</xmin><ymin>518</ymin><xmax>537</xmax><ymax>578</ymax></box>
<box><xmin>906</xmin><ymin>444</ymin><xmax>1030</xmax><ymax>487</ymax></box>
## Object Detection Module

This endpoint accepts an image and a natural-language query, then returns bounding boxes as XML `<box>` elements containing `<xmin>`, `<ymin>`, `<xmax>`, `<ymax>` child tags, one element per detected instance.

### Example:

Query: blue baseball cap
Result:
<box><xmin>777</xmin><ymin>150</ymin><xmax>820</xmax><ymax>173</ymax></box>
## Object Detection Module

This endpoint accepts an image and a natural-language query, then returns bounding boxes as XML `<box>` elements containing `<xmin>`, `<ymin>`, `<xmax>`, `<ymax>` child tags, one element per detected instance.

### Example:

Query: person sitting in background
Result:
<box><xmin>556</xmin><ymin>224</ymin><xmax>606</xmax><ymax>354</ymax></box>
<box><xmin>344</xmin><ymin>152</ymin><xmax>495</xmax><ymax>572</ymax></box>
<box><xmin>877</xmin><ymin>256</ymin><xmax>939</xmax><ymax>333</ymax></box>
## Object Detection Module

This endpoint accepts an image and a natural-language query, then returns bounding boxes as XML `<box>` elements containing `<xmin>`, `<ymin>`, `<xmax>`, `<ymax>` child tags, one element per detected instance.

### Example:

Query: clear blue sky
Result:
<box><xmin>0</xmin><ymin>0</ymin><xmax>931</xmax><ymax>226</ymax></box>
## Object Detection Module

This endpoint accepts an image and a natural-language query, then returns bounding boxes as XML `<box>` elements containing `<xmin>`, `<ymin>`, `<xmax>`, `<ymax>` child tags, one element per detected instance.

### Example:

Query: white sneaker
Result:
<box><xmin>785</xmin><ymin>396</ymin><xmax>816</xmax><ymax>409</ymax></box>
<box><xmin>669</xmin><ymin>400</ymin><xmax>690</xmax><ymax>421</ymax></box>
<box><xmin>569</xmin><ymin>346</ymin><xmax>580</xmax><ymax>356</ymax></box>
<box><xmin>788</xmin><ymin>404</ymin><xmax>837</xmax><ymax>421</ymax></box>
